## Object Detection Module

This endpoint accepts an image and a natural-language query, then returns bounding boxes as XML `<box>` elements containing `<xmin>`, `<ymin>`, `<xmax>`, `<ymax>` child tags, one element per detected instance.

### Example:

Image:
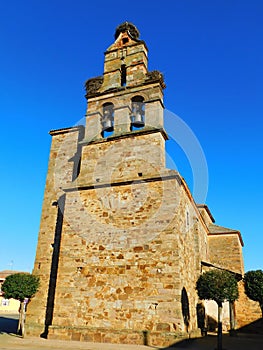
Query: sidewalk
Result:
<box><xmin>0</xmin><ymin>315</ymin><xmax>262</xmax><ymax>350</ymax></box>
<box><xmin>0</xmin><ymin>333</ymin><xmax>153</xmax><ymax>350</ymax></box>
<box><xmin>0</xmin><ymin>332</ymin><xmax>263</xmax><ymax>350</ymax></box>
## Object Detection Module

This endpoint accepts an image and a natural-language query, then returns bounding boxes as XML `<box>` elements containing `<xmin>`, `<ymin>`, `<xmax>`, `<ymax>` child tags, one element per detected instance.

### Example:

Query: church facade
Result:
<box><xmin>26</xmin><ymin>23</ymin><xmax>258</xmax><ymax>347</ymax></box>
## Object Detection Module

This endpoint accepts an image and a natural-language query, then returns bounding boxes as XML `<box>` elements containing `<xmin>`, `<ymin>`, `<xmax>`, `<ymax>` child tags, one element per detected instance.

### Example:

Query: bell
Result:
<box><xmin>131</xmin><ymin>102</ymin><xmax>145</xmax><ymax>127</ymax></box>
<box><xmin>102</xmin><ymin>108</ymin><xmax>113</xmax><ymax>132</ymax></box>
<box><xmin>132</xmin><ymin>112</ymin><xmax>144</xmax><ymax>127</ymax></box>
<box><xmin>102</xmin><ymin>117</ymin><xmax>113</xmax><ymax>131</ymax></box>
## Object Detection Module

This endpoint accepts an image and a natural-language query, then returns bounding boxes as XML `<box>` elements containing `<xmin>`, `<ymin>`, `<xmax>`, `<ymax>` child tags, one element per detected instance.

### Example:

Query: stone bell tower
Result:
<box><xmin>85</xmin><ymin>21</ymin><xmax>165</xmax><ymax>137</ymax></box>
<box><xmin>84</xmin><ymin>22</ymin><xmax>166</xmax><ymax>142</ymax></box>
<box><xmin>26</xmin><ymin>22</ymin><xmax>246</xmax><ymax>347</ymax></box>
<box><xmin>76</xmin><ymin>21</ymin><xmax>167</xmax><ymax>189</ymax></box>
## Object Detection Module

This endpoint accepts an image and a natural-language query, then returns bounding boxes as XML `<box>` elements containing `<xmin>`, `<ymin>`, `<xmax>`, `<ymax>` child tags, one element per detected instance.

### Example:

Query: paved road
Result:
<box><xmin>0</xmin><ymin>314</ymin><xmax>19</xmax><ymax>334</ymax></box>
<box><xmin>1</xmin><ymin>314</ymin><xmax>263</xmax><ymax>350</ymax></box>
<box><xmin>1</xmin><ymin>332</ymin><xmax>263</xmax><ymax>350</ymax></box>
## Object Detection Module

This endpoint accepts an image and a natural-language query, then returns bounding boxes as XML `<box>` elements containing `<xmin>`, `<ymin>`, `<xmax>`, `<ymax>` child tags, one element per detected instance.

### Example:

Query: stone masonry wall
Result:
<box><xmin>26</xmin><ymin>127</ymin><xmax>83</xmax><ymax>336</ymax></box>
<box><xmin>77</xmin><ymin>131</ymin><xmax>166</xmax><ymax>187</ymax></box>
<box><xmin>235</xmin><ymin>281</ymin><xmax>262</xmax><ymax>330</ymax></box>
<box><xmin>103</xmin><ymin>32</ymin><xmax>148</xmax><ymax>90</ymax></box>
<box><xmin>44</xmin><ymin>170</ymin><xmax>209</xmax><ymax>346</ymax></box>
<box><xmin>208</xmin><ymin>234</ymin><xmax>244</xmax><ymax>275</ymax></box>
<box><xmin>26</xmin><ymin>22</ymin><xmax>252</xmax><ymax>347</ymax></box>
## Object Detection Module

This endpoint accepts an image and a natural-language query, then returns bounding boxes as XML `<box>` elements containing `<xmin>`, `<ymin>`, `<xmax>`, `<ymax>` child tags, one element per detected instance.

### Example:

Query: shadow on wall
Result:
<box><xmin>181</xmin><ymin>287</ymin><xmax>190</xmax><ymax>333</ymax></box>
<box><xmin>196</xmin><ymin>302</ymin><xmax>217</xmax><ymax>334</ymax></box>
<box><xmin>160</xmin><ymin>333</ymin><xmax>263</xmax><ymax>350</ymax></box>
<box><xmin>0</xmin><ymin>315</ymin><xmax>18</xmax><ymax>334</ymax></box>
<box><xmin>160</xmin><ymin>317</ymin><xmax>263</xmax><ymax>349</ymax></box>
<box><xmin>206</xmin><ymin>315</ymin><xmax>217</xmax><ymax>332</ymax></box>
<box><xmin>237</xmin><ymin>318</ymin><xmax>263</xmax><ymax>334</ymax></box>
<box><xmin>40</xmin><ymin>194</ymin><xmax>66</xmax><ymax>339</ymax></box>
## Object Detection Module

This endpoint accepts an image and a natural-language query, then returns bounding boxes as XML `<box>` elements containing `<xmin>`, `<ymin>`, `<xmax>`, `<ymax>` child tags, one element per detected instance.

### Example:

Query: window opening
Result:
<box><xmin>121</xmin><ymin>64</ymin><xmax>127</xmax><ymax>87</ymax></box>
<box><xmin>101</xmin><ymin>103</ymin><xmax>114</xmax><ymax>137</ymax></box>
<box><xmin>2</xmin><ymin>299</ymin><xmax>10</xmax><ymax>306</ymax></box>
<box><xmin>187</xmin><ymin>211</ymin><xmax>190</xmax><ymax>226</ymax></box>
<box><xmin>131</xmin><ymin>96</ymin><xmax>145</xmax><ymax>129</ymax></box>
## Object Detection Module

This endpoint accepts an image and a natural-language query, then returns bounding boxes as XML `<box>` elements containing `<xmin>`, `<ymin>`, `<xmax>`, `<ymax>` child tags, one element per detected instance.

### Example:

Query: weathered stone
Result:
<box><xmin>25</xmin><ymin>22</ymin><xmax>259</xmax><ymax>348</ymax></box>
<box><xmin>156</xmin><ymin>323</ymin><xmax>171</xmax><ymax>332</ymax></box>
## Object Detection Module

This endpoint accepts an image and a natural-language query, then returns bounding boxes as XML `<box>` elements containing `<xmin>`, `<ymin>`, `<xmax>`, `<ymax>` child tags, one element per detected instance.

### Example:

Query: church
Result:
<box><xmin>26</xmin><ymin>23</ymin><xmax>259</xmax><ymax>347</ymax></box>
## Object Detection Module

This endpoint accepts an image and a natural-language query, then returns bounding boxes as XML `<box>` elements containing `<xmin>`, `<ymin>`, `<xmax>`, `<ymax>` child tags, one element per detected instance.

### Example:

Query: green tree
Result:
<box><xmin>244</xmin><ymin>270</ymin><xmax>263</xmax><ymax>317</ymax></box>
<box><xmin>196</xmin><ymin>269</ymin><xmax>239</xmax><ymax>350</ymax></box>
<box><xmin>2</xmin><ymin>273</ymin><xmax>40</xmax><ymax>337</ymax></box>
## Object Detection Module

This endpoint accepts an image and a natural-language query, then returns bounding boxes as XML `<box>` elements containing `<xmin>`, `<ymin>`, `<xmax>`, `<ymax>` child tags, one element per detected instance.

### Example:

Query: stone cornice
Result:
<box><xmin>49</xmin><ymin>125</ymin><xmax>84</xmax><ymax>136</ymax></box>
<box><xmin>196</xmin><ymin>204</ymin><xmax>216</xmax><ymax>223</ymax></box>
<box><xmin>208</xmin><ymin>230</ymin><xmax>244</xmax><ymax>247</ymax></box>
<box><xmin>86</xmin><ymin>80</ymin><xmax>164</xmax><ymax>99</ymax></box>
<box><xmin>63</xmin><ymin>170</ymin><xmax>181</xmax><ymax>192</ymax></box>
<box><xmin>79</xmin><ymin>127</ymin><xmax>168</xmax><ymax>146</ymax></box>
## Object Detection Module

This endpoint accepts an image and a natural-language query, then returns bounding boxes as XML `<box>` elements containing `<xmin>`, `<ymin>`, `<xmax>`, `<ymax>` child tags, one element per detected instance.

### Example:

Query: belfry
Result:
<box><xmin>26</xmin><ymin>23</ymin><xmax>258</xmax><ymax>347</ymax></box>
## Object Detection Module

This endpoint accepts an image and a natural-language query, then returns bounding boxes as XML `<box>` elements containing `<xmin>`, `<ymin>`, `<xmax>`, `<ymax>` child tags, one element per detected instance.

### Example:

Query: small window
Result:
<box><xmin>121</xmin><ymin>64</ymin><xmax>127</xmax><ymax>87</ymax></box>
<box><xmin>122</xmin><ymin>38</ymin><xmax>129</xmax><ymax>44</ymax></box>
<box><xmin>185</xmin><ymin>208</ymin><xmax>190</xmax><ymax>233</ymax></box>
<box><xmin>2</xmin><ymin>299</ymin><xmax>10</xmax><ymax>306</ymax></box>
<box><xmin>183</xmin><ymin>206</ymin><xmax>190</xmax><ymax>234</ymax></box>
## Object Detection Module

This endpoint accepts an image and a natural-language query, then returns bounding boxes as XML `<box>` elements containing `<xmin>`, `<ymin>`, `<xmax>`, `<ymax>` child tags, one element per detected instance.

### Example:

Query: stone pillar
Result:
<box><xmin>145</xmin><ymin>100</ymin><xmax>163</xmax><ymax>129</ymax></box>
<box><xmin>114</xmin><ymin>105</ymin><xmax>131</xmax><ymax>135</ymax></box>
<box><xmin>85</xmin><ymin>111</ymin><xmax>102</xmax><ymax>141</ymax></box>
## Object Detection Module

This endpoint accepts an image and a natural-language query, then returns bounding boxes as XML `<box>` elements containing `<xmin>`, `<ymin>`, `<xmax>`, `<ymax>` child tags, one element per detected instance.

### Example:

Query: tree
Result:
<box><xmin>196</xmin><ymin>269</ymin><xmax>239</xmax><ymax>350</ymax></box>
<box><xmin>244</xmin><ymin>270</ymin><xmax>263</xmax><ymax>317</ymax></box>
<box><xmin>2</xmin><ymin>273</ymin><xmax>40</xmax><ymax>337</ymax></box>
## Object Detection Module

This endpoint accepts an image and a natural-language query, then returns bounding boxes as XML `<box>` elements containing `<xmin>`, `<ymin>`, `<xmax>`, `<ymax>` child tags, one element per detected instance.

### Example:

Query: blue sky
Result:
<box><xmin>0</xmin><ymin>0</ymin><xmax>262</xmax><ymax>273</ymax></box>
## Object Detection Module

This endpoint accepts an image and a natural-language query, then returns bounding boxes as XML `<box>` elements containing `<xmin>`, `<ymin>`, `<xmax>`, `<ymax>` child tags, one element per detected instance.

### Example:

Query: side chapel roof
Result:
<box><xmin>208</xmin><ymin>224</ymin><xmax>244</xmax><ymax>246</ymax></box>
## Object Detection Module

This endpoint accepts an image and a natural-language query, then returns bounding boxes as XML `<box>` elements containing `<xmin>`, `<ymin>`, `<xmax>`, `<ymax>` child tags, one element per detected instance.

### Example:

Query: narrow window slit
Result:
<box><xmin>121</xmin><ymin>64</ymin><xmax>127</xmax><ymax>86</ymax></box>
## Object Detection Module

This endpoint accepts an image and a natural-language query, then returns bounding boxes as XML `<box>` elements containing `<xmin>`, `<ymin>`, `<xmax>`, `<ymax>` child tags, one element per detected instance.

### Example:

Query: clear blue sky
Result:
<box><xmin>0</xmin><ymin>0</ymin><xmax>262</xmax><ymax>273</ymax></box>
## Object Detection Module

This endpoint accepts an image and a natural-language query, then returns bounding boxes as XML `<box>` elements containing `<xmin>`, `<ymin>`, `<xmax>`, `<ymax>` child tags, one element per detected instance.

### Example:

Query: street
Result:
<box><xmin>0</xmin><ymin>314</ymin><xmax>263</xmax><ymax>350</ymax></box>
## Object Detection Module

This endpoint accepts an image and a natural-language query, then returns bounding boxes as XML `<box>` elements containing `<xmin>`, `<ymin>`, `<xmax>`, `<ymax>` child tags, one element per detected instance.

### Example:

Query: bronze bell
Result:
<box><xmin>131</xmin><ymin>102</ymin><xmax>145</xmax><ymax>127</ymax></box>
<box><xmin>102</xmin><ymin>108</ymin><xmax>114</xmax><ymax>131</ymax></box>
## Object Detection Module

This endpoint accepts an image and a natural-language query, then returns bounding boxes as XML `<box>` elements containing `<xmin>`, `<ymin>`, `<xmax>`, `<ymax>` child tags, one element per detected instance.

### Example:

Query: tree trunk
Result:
<box><xmin>17</xmin><ymin>300</ymin><xmax>25</xmax><ymax>337</ymax></box>
<box><xmin>229</xmin><ymin>301</ymin><xmax>236</xmax><ymax>332</ymax></box>
<box><xmin>217</xmin><ymin>302</ymin><xmax>223</xmax><ymax>350</ymax></box>
<box><xmin>17</xmin><ymin>301</ymin><xmax>22</xmax><ymax>335</ymax></box>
